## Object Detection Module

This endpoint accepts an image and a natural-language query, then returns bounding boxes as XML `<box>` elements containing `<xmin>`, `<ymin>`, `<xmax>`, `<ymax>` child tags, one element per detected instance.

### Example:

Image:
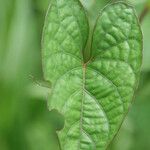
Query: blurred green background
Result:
<box><xmin>0</xmin><ymin>0</ymin><xmax>150</xmax><ymax>150</ymax></box>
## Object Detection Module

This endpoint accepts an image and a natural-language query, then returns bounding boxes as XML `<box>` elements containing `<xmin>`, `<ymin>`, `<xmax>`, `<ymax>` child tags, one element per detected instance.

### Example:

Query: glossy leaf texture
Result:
<box><xmin>42</xmin><ymin>0</ymin><xmax>142</xmax><ymax>150</ymax></box>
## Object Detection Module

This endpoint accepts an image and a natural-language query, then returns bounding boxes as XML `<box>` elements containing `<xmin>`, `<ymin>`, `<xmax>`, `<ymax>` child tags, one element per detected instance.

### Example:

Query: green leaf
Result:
<box><xmin>42</xmin><ymin>0</ymin><xmax>142</xmax><ymax>150</ymax></box>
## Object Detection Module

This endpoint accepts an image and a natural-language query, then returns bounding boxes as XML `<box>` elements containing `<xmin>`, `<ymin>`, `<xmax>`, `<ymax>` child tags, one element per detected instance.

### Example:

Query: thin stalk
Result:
<box><xmin>139</xmin><ymin>2</ymin><xmax>150</xmax><ymax>23</ymax></box>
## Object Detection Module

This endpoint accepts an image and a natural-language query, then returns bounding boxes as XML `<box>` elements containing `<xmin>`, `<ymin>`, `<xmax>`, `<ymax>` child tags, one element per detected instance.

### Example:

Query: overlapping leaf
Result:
<box><xmin>42</xmin><ymin>0</ymin><xmax>142</xmax><ymax>149</ymax></box>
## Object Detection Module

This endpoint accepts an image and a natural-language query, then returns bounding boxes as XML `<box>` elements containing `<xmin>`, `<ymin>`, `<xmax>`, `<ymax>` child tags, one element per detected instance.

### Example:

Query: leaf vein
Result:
<box><xmin>87</xmin><ymin>67</ymin><xmax>124</xmax><ymax>111</ymax></box>
<box><xmin>84</xmin><ymin>89</ymin><xmax>110</xmax><ymax>131</ymax></box>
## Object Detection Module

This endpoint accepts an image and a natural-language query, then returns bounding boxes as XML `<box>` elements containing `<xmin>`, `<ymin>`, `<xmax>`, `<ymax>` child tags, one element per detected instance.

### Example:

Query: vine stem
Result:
<box><xmin>139</xmin><ymin>3</ymin><xmax>150</xmax><ymax>23</ymax></box>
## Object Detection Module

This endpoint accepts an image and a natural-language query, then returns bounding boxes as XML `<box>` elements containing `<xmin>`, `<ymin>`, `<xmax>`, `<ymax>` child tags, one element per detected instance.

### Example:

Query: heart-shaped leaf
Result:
<box><xmin>42</xmin><ymin>0</ymin><xmax>142</xmax><ymax>149</ymax></box>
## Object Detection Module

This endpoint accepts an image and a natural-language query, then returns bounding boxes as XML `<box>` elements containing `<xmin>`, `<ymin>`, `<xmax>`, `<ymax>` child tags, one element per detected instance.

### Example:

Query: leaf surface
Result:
<box><xmin>42</xmin><ymin>1</ymin><xmax>142</xmax><ymax>149</ymax></box>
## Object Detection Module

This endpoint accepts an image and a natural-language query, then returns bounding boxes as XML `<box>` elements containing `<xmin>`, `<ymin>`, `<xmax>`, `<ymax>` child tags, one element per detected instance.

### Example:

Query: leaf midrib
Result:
<box><xmin>79</xmin><ymin>64</ymin><xmax>86</xmax><ymax>149</ymax></box>
<box><xmin>78</xmin><ymin>61</ymin><xmax>111</xmax><ymax>149</ymax></box>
